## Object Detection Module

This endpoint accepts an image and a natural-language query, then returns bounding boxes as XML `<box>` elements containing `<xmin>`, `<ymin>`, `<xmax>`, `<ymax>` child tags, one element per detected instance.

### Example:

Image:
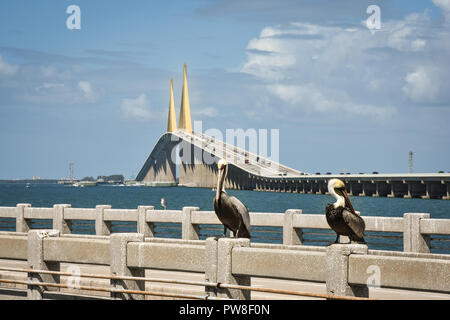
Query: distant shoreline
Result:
<box><xmin>0</xmin><ymin>179</ymin><xmax>59</xmax><ymax>184</ymax></box>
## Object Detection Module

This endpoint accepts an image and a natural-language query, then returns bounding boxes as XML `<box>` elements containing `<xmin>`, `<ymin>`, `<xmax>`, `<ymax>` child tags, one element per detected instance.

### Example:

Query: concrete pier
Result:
<box><xmin>0</xmin><ymin>204</ymin><xmax>449</xmax><ymax>300</ymax></box>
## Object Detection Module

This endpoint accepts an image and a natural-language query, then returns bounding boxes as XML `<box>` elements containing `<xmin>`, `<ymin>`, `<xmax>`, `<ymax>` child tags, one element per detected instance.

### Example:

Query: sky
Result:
<box><xmin>0</xmin><ymin>0</ymin><xmax>449</xmax><ymax>179</ymax></box>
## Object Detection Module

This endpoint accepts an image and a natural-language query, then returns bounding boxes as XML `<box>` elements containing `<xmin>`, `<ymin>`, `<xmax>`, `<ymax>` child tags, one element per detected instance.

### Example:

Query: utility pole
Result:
<box><xmin>408</xmin><ymin>151</ymin><xmax>413</xmax><ymax>173</ymax></box>
<box><xmin>69</xmin><ymin>161</ymin><xmax>74</xmax><ymax>181</ymax></box>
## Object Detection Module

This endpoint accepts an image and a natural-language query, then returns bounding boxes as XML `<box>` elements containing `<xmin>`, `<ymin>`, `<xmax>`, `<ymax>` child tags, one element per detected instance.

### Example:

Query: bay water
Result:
<box><xmin>0</xmin><ymin>183</ymin><xmax>449</xmax><ymax>253</ymax></box>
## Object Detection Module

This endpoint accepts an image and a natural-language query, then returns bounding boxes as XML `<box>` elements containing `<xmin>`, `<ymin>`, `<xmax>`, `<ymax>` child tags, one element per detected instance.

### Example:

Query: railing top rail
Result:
<box><xmin>0</xmin><ymin>206</ymin><xmax>450</xmax><ymax>237</ymax></box>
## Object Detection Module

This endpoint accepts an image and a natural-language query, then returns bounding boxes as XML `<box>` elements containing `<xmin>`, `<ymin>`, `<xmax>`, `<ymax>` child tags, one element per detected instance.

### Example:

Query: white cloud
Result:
<box><xmin>192</xmin><ymin>107</ymin><xmax>219</xmax><ymax>118</ymax></box>
<box><xmin>240</xmin><ymin>11</ymin><xmax>450</xmax><ymax>120</ymax></box>
<box><xmin>43</xmin><ymin>82</ymin><xmax>64</xmax><ymax>89</ymax></box>
<box><xmin>40</xmin><ymin>66</ymin><xmax>57</xmax><ymax>78</ymax></box>
<box><xmin>402</xmin><ymin>67</ymin><xmax>440</xmax><ymax>104</ymax></box>
<box><xmin>35</xmin><ymin>82</ymin><xmax>65</xmax><ymax>93</ymax></box>
<box><xmin>433</xmin><ymin>0</ymin><xmax>450</xmax><ymax>21</ymax></box>
<box><xmin>0</xmin><ymin>56</ymin><xmax>18</xmax><ymax>76</ymax></box>
<box><xmin>267</xmin><ymin>84</ymin><xmax>396</xmax><ymax>120</ymax></box>
<box><xmin>78</xmin><ymin>81</ymin><xmax>96</xmax><ymax>101</ymax></box>
<box><xmin>385</xmin><ymin>13</ymin><xmax>430</xmax><ymax>52</ymax></box>
<box><xmin>120</xmin><ymin>93</ymin><xmax>153</xmax><ymax>121</ymax></box>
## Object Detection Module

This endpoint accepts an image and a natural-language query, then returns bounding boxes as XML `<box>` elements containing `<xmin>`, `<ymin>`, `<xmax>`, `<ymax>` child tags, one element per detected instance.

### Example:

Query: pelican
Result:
<box><xmin>326</xmin><ymin>178</ymin><xmax>365</xmax><ymax>244</ymax></box>
<box><xmin>161</xmin><ymin>198</ymin><xmax>166</xmax><ymax>210</ymax></box>
<box><xmin>213</xmin><ymin>159</ymin><xmax>251</xmax><ymax>238</ymax></box>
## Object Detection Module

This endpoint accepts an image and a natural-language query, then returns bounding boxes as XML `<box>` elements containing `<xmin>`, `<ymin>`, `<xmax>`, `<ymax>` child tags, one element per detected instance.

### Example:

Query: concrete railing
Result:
<box><xmin>0</xmin><ymin>230</ymin><xmax>449</xmax><ymax>299</ymax></box>
<box><xmin>1</xmin><ymin>204</ymin><xmax>450</xmax><ymax>253</ymax></box>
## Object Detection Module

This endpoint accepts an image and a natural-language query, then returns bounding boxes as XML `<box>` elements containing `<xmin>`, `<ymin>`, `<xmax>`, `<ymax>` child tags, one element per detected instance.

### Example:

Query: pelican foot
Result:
<box><xmin>350</xmin><ymin>240</ymin><xmax>367</xmax><ymax>245</ymax></box>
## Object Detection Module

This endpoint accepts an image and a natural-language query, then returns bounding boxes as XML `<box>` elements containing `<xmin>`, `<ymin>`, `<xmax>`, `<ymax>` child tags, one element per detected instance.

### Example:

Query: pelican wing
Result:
<box><xmin>342</xmin><ymin>208</ymin><xmax>365</xmax><ymax>239</ymax></box>
<box><xmin>226</xmin><ymin>196</ymin><xmax>251</xmax><ymax>234</ymax></box>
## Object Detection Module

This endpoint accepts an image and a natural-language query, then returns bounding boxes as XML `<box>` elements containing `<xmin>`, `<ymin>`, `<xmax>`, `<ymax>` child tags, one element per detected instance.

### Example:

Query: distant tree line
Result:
<box><xmin>97</xmin><ymin>174</ymin><xmax>125</xmax><ymax>183</ymax></box>
<box><xmin>80</xmin><ymin>175</ymin><xmax>125</xmax><ymax>183</ymax></box>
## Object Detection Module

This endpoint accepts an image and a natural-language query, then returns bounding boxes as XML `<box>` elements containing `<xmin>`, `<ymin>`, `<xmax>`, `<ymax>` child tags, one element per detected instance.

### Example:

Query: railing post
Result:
<box><xmin>403</xmin><ymin>213</ymin><xmax>430</xmax><ymax>253</ymax></box>
<box><xmin>16</xmin><ymin>203</ymin><xmax>31</xmax><ymax>233</ymax></box>
<box><xmin>137</xmin><ymin>205</ymin><xmax>154</xmax><ymax>237</ymax></box>
<box><xmin>53</xmin><ymin>204</ymin><xmax>72</xmax><ymax>234</ymax></box>
<box><xmin>205</xmin><ymin>237</ymin><xmax>219</xmax><ymax>297</ymax></box>
<box><xmin>182</xmin><ymin>206</ymin><xmax>200</xmax><ymax>240</ymax></box>
<box><xmin>27</xmin><ymin>229</ymin><xmax>60</xmax><ymax>300</ymax></box>
<box><xmin>283</xmin><ymin>209</ymin><xmax>302</xmax><ymax>245</ymax></box>
<box><xmin>95</xmin><ymin>205</ymin><xmax>111</xmax><ymax>236</ymax></box>
<box><xmin>217</xmin><ymin>237</ymin><xmax>251</xmax><ymax>299</ymax></box>
<box><xmin>325</xmin><ymin>243</ymin><xmax>368</xmax><ymax>298</ymax></box>
<box><xmin>110</xmin><ymin>233</ymin><xmax>145</xmax><ymax>300</ymax></box>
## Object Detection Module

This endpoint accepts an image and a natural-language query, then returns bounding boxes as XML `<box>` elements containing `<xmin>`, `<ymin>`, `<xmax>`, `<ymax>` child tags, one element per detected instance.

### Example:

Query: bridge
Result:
<box><xmin>135</xmin><ymin>65</ymin><xmax>450</xmax><ymax>199</ymax></box>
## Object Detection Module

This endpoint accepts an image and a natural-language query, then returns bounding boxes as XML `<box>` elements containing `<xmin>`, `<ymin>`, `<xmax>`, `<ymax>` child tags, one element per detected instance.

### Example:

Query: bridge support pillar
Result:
<box><xmin>27</xmin><ymin>229</ymin><xmax>61</xmax><ymax>300</ymax></box>
<box><xmin>283</xmin><ymin>209</ymin><xmax>302</xmax><ymax>245</ymax></box>
<box><xmin>255</xmin><ymin>178</ymin><xmax>261</xmax><ymax>191</ymax></box>
<box><xmin>403</xmin><ymin>213</ymin><xmax>430</xmax><ymax>253</ymax></box>
<box><xmin>16</xmin><ymin>203</ymin><xmax>31</xmax><ymax>233</ymax></box>
<box><xmin>421</xmin><ymin>182</ymin><xmax>431</xmax><ymax>199</ymax></box>
<box><xmin>110</xmin><ymin>233</ymin><xmax>145</xmax><ymax>300</ymax></box>
<box><xmin>346</xmin><ymin>181</ymin><xmax>354</xmax><ymax>196</ymax></box>
<box><xmin>387</xmin><ymin>181</ymin><xmax>396</xmax><ymax>198</ymax></box>
<box><xmin>404</xmin><ymin>182</ymin><xmax>413</xmax><ymax>198</ymax></box>
<box><xmin>137</xmin><ymin>206</ymin><xmax>155</xmax><ymax>237</ymax></box>
<box><xmin>372</xmin><ymin>182</ymin><xmax>380</xmax><ymax>197</ymax></box>
<box><xmin>305</xmin><ymin>181</ymin><xmax>312</xmax><ymax>194</ymax></box>
<box><xmin>372</xmin><ymin>181</ymin><xmax>389</xmax><ymax>197</ymax></box>
<box><xmin>315</xmin><ymin>180</ymin><xmax>326</xmax><ymax>194</ymax></box>
<box><xmin>182</xmin><ymin>206</ymin><xmax>200</xmax><ymax>240</ymax></box>
<box><xmin>299</xmin><ymin>181</ymin><xmax>306</xmax><ymax>193</ymax></box>
<box><xmin>326</xmin><ymin>243</ymin><xmax>369</xmax><ymax>298</ymax></box>
<box><xmin>205</xmin><ymin>237</ymin><xmax>251</xmax><ymax>299</ymax></box>
<box><xmin>444</xmin><ymin>182</ymin><xmax>450</xmax><ymax>200</ymax></box>
<box><xmin>360</xmin><ymin>182</ymin><xmax>375</xmax><ymax>197</ymax></box>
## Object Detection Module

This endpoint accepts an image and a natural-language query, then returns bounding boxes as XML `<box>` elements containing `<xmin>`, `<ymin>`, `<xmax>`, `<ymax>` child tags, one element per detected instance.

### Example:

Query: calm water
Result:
<box><xmin>1</xmin><ymin>183</ymin><xmax>449</xmax><ymax>252</ymax></box>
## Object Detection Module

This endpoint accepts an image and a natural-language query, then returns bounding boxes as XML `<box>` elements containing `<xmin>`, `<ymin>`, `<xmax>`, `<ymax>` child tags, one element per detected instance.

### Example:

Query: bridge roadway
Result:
<box><xmin>136</xmin><ymin>130</ymin><xmax>450</xmax><ymax>199</ymax></box>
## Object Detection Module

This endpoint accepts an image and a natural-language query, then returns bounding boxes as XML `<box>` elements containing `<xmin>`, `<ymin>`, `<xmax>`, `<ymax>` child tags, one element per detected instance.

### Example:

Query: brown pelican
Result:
<box><xmin>326</xmin><ymin>178</ymin><xmax>365</xmax><ymax>244</ymax></box>
<box><xmin>213</xmin><ymin>159</ymin><xmax>251</xmax><ymax>238</ymax></box>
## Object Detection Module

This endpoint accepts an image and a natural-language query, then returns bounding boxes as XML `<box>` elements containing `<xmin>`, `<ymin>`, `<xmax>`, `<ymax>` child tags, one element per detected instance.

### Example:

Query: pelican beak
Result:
<box><xmin>340</xmin><ymin>188</ymin><xmax>356</xmax><ymax>214</ymax></box>
<box><xmin>217</xmin><ymin>159</ymin><xmax>228</xmax><ymax>171</ymax></box>
<box><xmin>216</xmin><ymin>160</ymin><xmax>227</xmax><ymax>200</ymax></box>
